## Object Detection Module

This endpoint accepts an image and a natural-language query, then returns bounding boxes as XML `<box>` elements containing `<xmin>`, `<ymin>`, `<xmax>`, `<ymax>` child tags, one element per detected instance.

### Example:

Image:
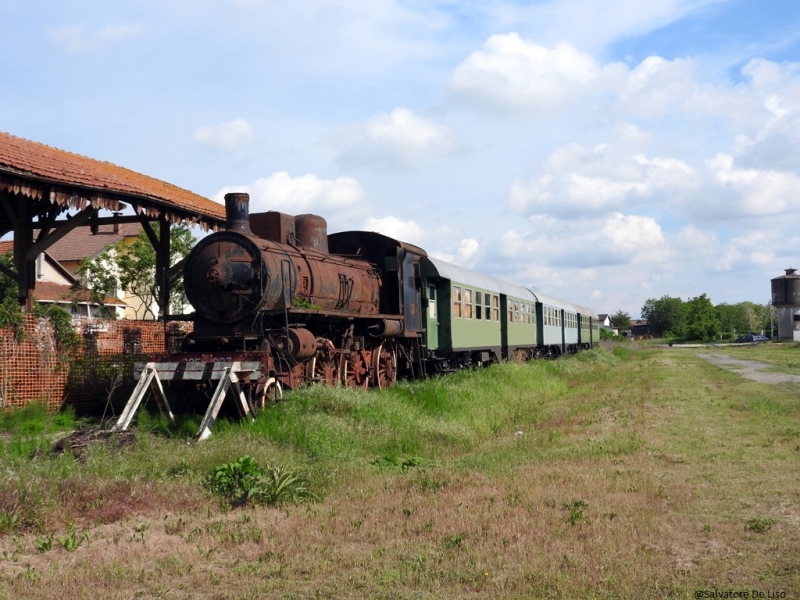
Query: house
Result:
<box><xmin>45</xmin><ymin>222</ymin><xmax>156</xmax><ymax>319</ymax></box>
<box><xmin>596</xmin><ymin>313</ymin><xmax>618</xmax><ymax>335</ymax></box>
<box><xmin>0</xmin><ymin>240</ymin><xmax>126</xmax><ymax>317</ymax></box>
<box><xmin>629</xmin><ymin>319</ymin><xmax>652</xmax><ymax>338</ymax></box>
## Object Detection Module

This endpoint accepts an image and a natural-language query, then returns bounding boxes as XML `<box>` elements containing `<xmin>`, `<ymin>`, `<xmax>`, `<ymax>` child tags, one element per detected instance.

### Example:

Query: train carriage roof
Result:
<box><xmin>570</xmin><ymin>304</ymin><xmax>599</xmax><ymax>319</ymax></box>
<box><xmin>529</xmin><ymin>290</ymin><xmax>577</xmax><ymax>313</ymax></box>
<box><xmin>423</xmin><ymin>257</ymin><xmax>537</xmax><ymax>301</ymax></box>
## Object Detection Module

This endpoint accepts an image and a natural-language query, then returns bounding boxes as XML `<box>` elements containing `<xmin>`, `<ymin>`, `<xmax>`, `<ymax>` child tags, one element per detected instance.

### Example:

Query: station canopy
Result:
<box><xmin>0</xmin><ymin>130</ymin><xmax>226</xmax><ymax>311</ymax></box>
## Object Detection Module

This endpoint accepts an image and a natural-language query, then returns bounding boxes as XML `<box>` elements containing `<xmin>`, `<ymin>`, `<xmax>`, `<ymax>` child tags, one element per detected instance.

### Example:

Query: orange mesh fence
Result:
<box><xmin>0</xmin><ymin>315</ymin><xmax>69</xmax><ymax>412</ymax></box>
<box><xmin>0</xmin><ymin>316</ymin><xmax>192</xmax><ymax>414</ymax></box>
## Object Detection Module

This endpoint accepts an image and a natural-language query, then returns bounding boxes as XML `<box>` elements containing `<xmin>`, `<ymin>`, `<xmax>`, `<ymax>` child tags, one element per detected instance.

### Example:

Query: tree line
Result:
<box><xmin>609</xmin><ymin>295</ymin><xmax>774</xmax><ymax>342</ymax></box>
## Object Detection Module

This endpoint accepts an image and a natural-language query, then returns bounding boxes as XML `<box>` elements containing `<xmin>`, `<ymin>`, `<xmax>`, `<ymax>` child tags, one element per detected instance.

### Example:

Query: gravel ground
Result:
<box><xmin>697</xmin><ymin>352</ymin><xmax>800</xmax><ymax>385</ymax></box>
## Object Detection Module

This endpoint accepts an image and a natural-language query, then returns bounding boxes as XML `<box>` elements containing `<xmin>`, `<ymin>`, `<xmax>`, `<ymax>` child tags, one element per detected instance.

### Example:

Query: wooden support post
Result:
<box><xmin>195</xmin><ymin>364</ymin><xmax>255</xmax><ymax>442</ymax></box>
<box><xmin>158</xmin><ymin>215</ymin><xmax>170</xmax><ymax>319</ymax></box>
<box><xmin>114</xmin><ymin>363</ymin><xmax>176</xmax><ymax>431</ymax></box>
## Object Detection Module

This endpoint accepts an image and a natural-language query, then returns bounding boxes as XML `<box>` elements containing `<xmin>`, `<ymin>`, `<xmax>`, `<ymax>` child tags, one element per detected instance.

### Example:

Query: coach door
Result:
<box><xmin>500</xmin><ymin>294</ymin><xmax>508</xmax><ymax>359</ymax></box>
<box><xmin>425</xmin><ymin>281</ymin><xmax>439</xmax><ymax>350</ymax></box>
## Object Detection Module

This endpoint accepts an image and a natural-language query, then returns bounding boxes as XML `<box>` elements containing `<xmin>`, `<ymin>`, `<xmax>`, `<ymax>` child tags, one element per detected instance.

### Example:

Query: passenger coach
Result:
<box><xmin>420</xmin><ymin>256</ymin><xmax>599</xmax><ymax>372</ymax></box>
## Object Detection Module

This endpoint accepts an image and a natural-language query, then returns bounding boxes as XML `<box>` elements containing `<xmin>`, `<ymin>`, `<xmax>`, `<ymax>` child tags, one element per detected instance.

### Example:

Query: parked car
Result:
<box><xmin>735</xmin><ymin>334</ymin><xmax>769</xmax><ymax>343</ymax></box>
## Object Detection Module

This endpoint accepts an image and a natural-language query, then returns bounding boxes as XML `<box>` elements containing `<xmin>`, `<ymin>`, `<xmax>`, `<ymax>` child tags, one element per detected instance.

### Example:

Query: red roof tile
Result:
<box><xmin>0</xmin><ymin>131</ymin><xmax>225</xmax><ymax>228</ymax></box>
<box><xmin>47</xmin><ymin>223</ymin><xmax>142</xmax><ymax>262</ymax></box>
<box><xmin>0</xmin><ymin>240</ymin><xmax>11</xmax><ymax>255</ymax></box>
<box><xmin>32</xmin><ymin>281</ymin><xmax>126</xmax><ymax>306</ymax></box>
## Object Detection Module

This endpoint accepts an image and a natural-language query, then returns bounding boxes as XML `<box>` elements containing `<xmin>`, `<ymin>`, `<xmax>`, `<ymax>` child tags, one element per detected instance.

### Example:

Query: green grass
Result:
<box><xmin>1</xmin><ymin>345</ymin><xmax>799</xmax><ymax>598</ymax></box>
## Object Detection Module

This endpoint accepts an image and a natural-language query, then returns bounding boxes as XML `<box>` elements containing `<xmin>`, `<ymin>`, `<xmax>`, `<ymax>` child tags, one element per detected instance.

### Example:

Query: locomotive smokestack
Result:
<box><xmin>224</xmin><ymin>192</ymin><xmax>253</xmax><ymax>235</ymax></box>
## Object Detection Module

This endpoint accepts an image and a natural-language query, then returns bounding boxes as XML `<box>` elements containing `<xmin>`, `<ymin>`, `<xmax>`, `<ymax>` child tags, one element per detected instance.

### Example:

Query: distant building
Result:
<box><xmin>628</xmin><ymin>319</ymin><xmax>652</xmax><ymax>338</ymax></box>
<box><xmin>46</xmin><ymin>223</ymin><xmax>155</xmax><ymax>319</ymax></box>
<box><xmin>0</xmin><ymin>240</ymin><xmax>126</xmax><ymax>318</ymax></box>
<box><xmin>597</xmin><ymin>313</ymin><xmax>618</xmax><ymax>335</ymax></box>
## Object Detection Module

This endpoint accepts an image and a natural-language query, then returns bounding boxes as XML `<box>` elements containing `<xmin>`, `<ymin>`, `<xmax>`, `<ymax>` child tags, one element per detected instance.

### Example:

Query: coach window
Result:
<box><xmin>485</xmin><ymin>293</ymin><xmax>491</xmax><ymax>320</ymax></box>
<box><xmin>428</xmin><ymin>285</ymin><xmax>437</xmax><ymax>319</ymax></box>
<box><xmin>453</xmin><ymin>286</ymin><xmax>462</xmax><ymax>318</ymax></box>
<box><xmin>475</xmin><ymin>291</ymin><xmax>482</xmax><ymax>320</ymax></box>
<box><xmin>465</xmin><ymin>289</ymin><xmax>473</xmax><ymax>319</ymax></box>
<box><xmin>492</xmin><ymin>295</ymin><xmax>499</xmax><ymax>321</ymax></box>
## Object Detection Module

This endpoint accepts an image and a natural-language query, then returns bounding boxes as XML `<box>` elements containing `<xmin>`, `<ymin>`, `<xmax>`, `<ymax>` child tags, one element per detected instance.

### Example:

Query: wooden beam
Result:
<box><xmin>167</xmin><ymin>256</ymin><xmax>186</xmax><ymax>287</ymax></box>
<box><xmin>138</xmin><ymin>214</ymin><xmax>159</xmax><ymax>250</ymax></box>
<box><xmin>0</xmin><ymin>189</ymin><xmax>18</xmax><ymax>229</ymax></box>
<box><xmin>0</xmin><ymin>262</ymin><xmax>18</xmax><ymax>282</ymax></box>
<box><xmin>158</xmin><ymin>215</ymin><xmax>170</xmax><ymax>319</ymax></box>
<box><xmin>26</xmin><ymin>207</ymin><xmax>98</xmax><ymax>260</ymax></box>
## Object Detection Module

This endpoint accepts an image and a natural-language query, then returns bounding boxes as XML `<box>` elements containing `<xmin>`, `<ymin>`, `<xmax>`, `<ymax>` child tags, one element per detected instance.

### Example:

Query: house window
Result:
<box><xmin>453</xmin><ymin>286</ymin><xmax>462</xmax><ymax>318</ymax></box>
<box><xmin>465</xmin><ymin>289</ymin><xmax>473</xmax><ymax>319</ymax></box>
<box><xmin>475</xmin><ymin>291</ymin><xmax>482</xmax><ymax>320</ymax></box>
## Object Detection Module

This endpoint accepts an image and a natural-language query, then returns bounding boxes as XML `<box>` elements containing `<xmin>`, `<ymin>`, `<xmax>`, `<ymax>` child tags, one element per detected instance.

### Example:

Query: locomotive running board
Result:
<box><xmin>115</xmin><ymin>361</ymin><xmax>262</xmax><ymax>441</ymax></box>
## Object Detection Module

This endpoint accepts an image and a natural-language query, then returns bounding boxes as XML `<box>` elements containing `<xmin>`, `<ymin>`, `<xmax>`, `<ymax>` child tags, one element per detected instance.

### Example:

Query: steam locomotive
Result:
<box><xmin>176</xmin><ymin>192</ymin><xmax>599</xmax><ymax>402</ymax></box>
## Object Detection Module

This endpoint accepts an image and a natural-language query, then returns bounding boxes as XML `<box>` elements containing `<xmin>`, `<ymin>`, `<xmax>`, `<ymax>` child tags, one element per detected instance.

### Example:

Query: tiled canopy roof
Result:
<box><xmin>32</xmin><ymin>281</ymin><xmax>126</xmax><ymax>306</ymax></box>
<box><xmin>0</xmin><ymin>131</ymin><xmax>225</xmax><ymax>230</ymax></box>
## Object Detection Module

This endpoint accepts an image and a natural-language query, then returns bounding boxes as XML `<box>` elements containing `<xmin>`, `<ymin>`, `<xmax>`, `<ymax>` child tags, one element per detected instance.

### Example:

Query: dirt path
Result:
<box><xmin>697</xmin><ymin>352</ymin><xmax>800</xmax><ymax>385</ymax></box>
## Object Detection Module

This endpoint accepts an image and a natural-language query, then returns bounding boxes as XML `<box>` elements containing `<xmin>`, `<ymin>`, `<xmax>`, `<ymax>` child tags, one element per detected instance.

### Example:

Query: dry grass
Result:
<box><xmin>1</xmin><ymin>346</ymin><xmax>799</xmax><ymax>598</ymax></box>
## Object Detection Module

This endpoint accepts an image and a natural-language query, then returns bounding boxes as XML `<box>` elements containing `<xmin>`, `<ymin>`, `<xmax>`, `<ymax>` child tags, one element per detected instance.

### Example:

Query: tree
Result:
<box><xmin>641</xmin><ymin>296</ymin><xmax>686</xmax><ymax>337</ymax></box>
<box><xmin>716</xmin><ymin>301</ymin><xmax>760</xmax><ymax>334</ymax></box>
<box><xmin>78</xmin><ymin>224</ymin><xmax>195</xmax><ymax>319</ymax></box>
<box><xmin>685</xmin><ymin>293</ymin><xmax>721</xmax><ymax>342</ymax></box>
<box><xmin>609</xmin><ymin>310</ymin><xmax>631</xmax><ymax>331</ymax></box>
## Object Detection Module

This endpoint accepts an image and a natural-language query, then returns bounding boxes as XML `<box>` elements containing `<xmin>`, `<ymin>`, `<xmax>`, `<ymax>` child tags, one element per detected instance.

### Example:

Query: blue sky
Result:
<box><xmin>3</xmin><ymin>0</ymin><xmax>800</xmax><ymax>317</ymax></box>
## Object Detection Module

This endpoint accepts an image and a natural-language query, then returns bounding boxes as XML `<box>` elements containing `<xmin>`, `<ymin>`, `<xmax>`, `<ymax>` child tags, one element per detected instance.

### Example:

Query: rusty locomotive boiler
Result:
<box><xmin>180</xmin><ymin>193</ymin><xmax>426</xmax><ymax>395</ymax></box>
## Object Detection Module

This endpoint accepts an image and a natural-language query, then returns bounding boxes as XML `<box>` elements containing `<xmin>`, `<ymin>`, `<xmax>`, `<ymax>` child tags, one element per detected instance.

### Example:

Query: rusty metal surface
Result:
<box><xmin>250</xmin><ymin>211</ymin><xmax>295</xmax><ymax>244</ymax></box>
<box><xmin>295</xmin><ymin>214</ymin><xmax>329</xmax><ymax>253</ymax></box>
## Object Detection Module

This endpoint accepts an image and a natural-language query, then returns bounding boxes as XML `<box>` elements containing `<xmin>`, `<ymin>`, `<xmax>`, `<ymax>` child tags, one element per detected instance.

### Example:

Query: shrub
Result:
<box><xmin>207</xmin><ymin>455</ymin><xmax>319</xmax><ymax>507</ymax></box>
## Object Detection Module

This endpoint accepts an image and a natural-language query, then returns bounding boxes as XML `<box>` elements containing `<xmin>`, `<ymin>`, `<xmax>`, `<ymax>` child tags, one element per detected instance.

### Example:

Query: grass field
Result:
<box><xmin>0</xmin><ymin>345</ymin><xmax>798</xmax><ymax>599</ymax></box>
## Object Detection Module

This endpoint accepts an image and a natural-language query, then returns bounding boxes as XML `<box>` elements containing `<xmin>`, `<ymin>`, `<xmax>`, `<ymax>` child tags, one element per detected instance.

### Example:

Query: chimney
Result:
<box><xmin>224</xmin><ymin>192</ymin><xmax>253</xmax><ymax>235</ymax></box>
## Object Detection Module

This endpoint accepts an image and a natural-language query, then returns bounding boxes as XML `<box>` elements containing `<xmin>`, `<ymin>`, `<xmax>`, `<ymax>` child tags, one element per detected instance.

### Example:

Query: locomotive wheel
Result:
<box><xmin>344</xmin><ymin>349</ymin><xmax>370</xmax><ymax>389</ymax></box>
<box><xmin>372</xmin><ymin>342</ymin><xmax>397</xmax><ymax>389</ymax></box>
<box><xmin>306</xmin><ymin>355</ymin><xmax>339</xmax><ymax>386</ymax></box>
<box><xmin>254</xmin><ymin>377</ymin><xmax>283</xmax><ymax>408</ymax></box>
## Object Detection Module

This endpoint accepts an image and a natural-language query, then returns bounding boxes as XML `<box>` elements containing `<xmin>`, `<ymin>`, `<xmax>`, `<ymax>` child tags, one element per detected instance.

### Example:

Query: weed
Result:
<box><xmin>35</xmin><ymin>534</ymin><xmax>53</xmax><ymax>552</ymax></box>
<box><xmin>207</xmin><ymin>456</ymin><xmax>319</xmax><ymax>507</ymax></box>
<box><xmin>167</xmin><ymin>459</ymin><xmax>192</xmax><ymax>478</ymax></box>
<box><xmin>443</xmin><ymin>532</ymin><xmax>465</xmax><ymax>549</ymax></box>
<box><xmin>165</xmin><ymin>517</ymin><xmax>187</xmax><ymax>535</ymax></box>
<box><xmin>745</xmin><ymin>518</ymin><xmax>775</xmax><ymax>533</ymax></box>
<box><xmin>134</xmin><ymin>523</ymin><xmax>150</xmax><ymax>543</ymax></box>
<box><xmin>564</xmin><ymin>499</ymin><xmax>588</xmax><ymax>526</ymax></box>
<box><xmin>56</xmin><ymin>530</ymin><xmax>89</xmax><ymax>552</ymax></box>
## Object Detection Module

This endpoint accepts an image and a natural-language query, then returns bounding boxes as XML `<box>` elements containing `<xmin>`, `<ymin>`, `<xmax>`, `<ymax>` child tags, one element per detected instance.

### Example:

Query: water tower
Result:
<box><xmin>771</xmin><ymin>267</ymin><xmax>800</xmax><ymax>341</ymax></box>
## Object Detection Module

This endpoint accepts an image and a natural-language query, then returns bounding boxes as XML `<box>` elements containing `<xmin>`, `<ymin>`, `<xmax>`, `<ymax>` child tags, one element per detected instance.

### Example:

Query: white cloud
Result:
<box><xmin>429</xmin><ymin>238</ymin><xmax>481</xmax><ymax>268</ymax></box>
<box><xmin>509</xmin><ymin>142</ymin><xmax>697</xmax><ymax>217</ymax></box>
<box><xmin>449</xmin><ymin>34</ymin><xmax>624</xmax><ymax>113</ymax></box>
<box><xmin>702</xmin><ymin>153</ymin><xmax>800</xmax><ymax>218</ymax></box>
<box><xmin>49</xmin><ymin>22</ymin><xmax>144</xmax><ymax>53</ymax></box>
<box><xmin>332</xmin><ymin>108</ymin><xmax>456</xmax><ymax>168</ymax></box>
<box><xmin>602</xmin><ymin>213</ymin><xmax>671</xmax><ymax>265</ymax></box>
<box><xmin>194</xmin><ymin>119</ymin><xmax>254</xmax><ymax>151</ymax></box>
<box><xmin>362</xmin><ymin>215</ymin><xmax>425</xmax><ymax>243</ymax></box>
<box><xmin>216</xmin><ymin>172</ymin><xmax>367</xmax><ymax>219</ymax></box>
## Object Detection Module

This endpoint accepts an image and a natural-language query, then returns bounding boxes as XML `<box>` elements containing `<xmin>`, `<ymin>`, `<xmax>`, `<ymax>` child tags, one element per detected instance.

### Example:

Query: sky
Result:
<box><xmin>3</xmin><ymin>0</ymin><xmax>800</xmax><ymax>317</ymax></box>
